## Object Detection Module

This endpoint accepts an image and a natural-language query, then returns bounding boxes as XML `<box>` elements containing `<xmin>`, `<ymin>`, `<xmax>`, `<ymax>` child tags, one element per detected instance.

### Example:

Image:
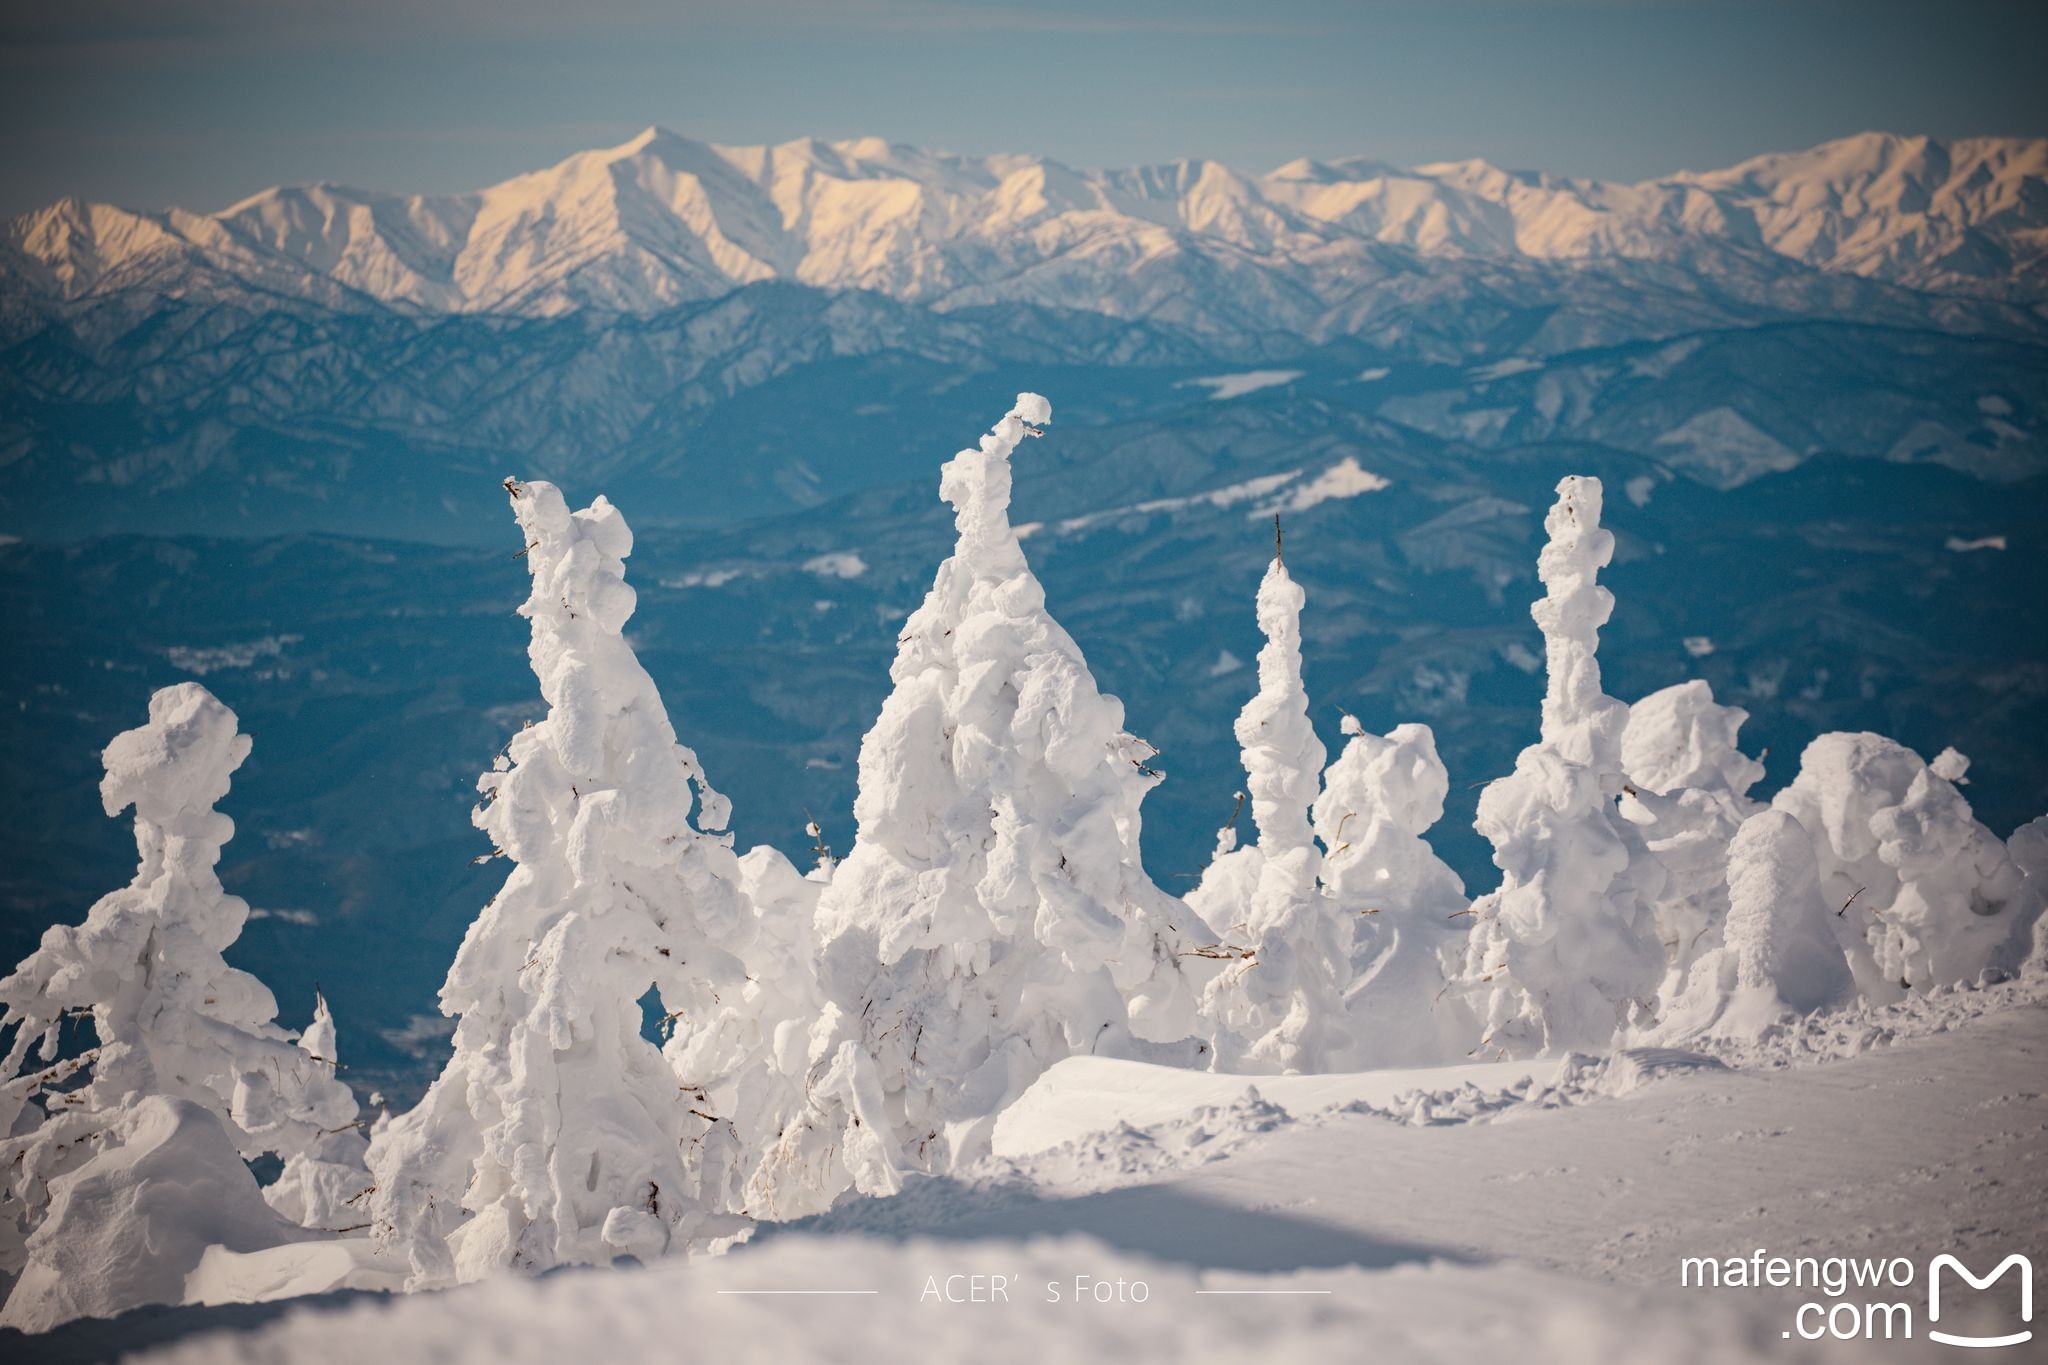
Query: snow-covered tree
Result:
<box><xmin>2011</xmin><ymin>817</ymin><xmax>2048</xmax><ymax>974</ymax></box>
<box><xmin>671</xmin><ymin>839</ymin><xmax>827</xmax><ymax>1220</ymax></box>
<box><xmin>366</xmin><ymin>480</ymin><xmax>752</xmax><ymax>1289</ymax></box>
<box><xmin>1312</xmin><ymin>717</ymin><xmax>1470</xmax><ymax>1069</ymax></box>
<box><xmin>0</xmin><ymin>684</ymin><xmax>361</xmax><ymax>1327</ymax></box>
<box><xmin>1649</xmin><ymin>810</ymin><xmax>1857</xmax><ymax>1043</ymax></box>
<box><xmin>1618</xmin><ymin>681</ymin><xmax>1766</xmax><ymax>995</ymax></box>
<box><xmin>753</xmin><ymin>394</ymin><xmax>1201</xmax><ymax>1215</ymax></box>
<box><xmin>1445</xmin><ymin>476</ymin><xmax>1666</xmax><ymax>1057</ymax></box>
<box><xmin>1192</xmin><ymin>547</ymin><xmax>1350</xmax><ymax>1073</ymax></box>
<box><xmin>1772</xmin><ymin>734</ymin><xmax>2036</xmax><ymax>998</ymax></box>
<box><xmin>262</xmin><ymin>989</ymin><xmax>380</xmax><ymax>1232</ymax></box>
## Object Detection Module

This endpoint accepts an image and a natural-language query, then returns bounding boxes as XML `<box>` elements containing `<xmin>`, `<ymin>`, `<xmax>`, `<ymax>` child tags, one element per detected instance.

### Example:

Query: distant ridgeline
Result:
<box><xmin>2</xmin><ymin>129</ymin><xmax>2046</xmax><ymax>541</ymax></box>
<box><xmin>3</xmin><ymin>394</ymin><xmax>2043</xmax><ymax>1328</ymax></box>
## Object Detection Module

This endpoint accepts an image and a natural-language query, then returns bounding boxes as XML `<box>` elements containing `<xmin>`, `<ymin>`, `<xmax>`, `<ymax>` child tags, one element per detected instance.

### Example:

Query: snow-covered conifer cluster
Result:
<box><xmin>0</xmin><ymin>684</ymin><xmax>365</xmax><ymax>1330</ymax></box>
<box><xmin>1652</xmin><ymin>810</ymin><xmax>1859</xmax><ymax>1042</ymax></box>
<box><xmin>1617</xmin><ymin>682</ymin><xmax>1766</xmax><ymax>998</ymax></box>
<box><xmin>4</xmin><ymin>396</ymin><xmax>2043</xmax><ymax>1329</ymax></box>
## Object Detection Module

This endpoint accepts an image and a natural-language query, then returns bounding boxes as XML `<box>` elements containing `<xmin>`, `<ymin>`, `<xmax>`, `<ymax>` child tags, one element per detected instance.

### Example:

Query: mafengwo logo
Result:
<box><xmin>1928</xmin><ymin>1254</ymin><xmax>2033</xmax><ymax>1349</ymax></box>
<box><xmin>1680</xmin><ymin>1250</ymin><xmax>2035</xmax><ymax>1344</ymax></box>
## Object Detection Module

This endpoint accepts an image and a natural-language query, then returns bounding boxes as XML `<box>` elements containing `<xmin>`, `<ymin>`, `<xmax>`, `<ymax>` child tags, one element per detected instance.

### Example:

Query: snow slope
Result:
<box><xmin>6</xmin><ymin>129</ymin><xmax>2043</xmax><ymax>321</ymax></box>
<box><xmin>77</xmin><ymin>979</ymin><xmax>2041</xmax><ymax>1363</ymax></box>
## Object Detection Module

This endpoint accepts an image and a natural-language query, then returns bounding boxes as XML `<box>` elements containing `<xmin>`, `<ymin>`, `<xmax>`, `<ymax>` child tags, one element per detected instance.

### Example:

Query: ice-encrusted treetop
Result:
<box><xmin>99</xmin><ymin>681</ymin><xmax>251</xmax><ymax>847</ymax></box>
<box><xmin>1237</xmin><ymin>552</ymin><xmax>1325</xmax><ymax>856</ymax></box>
<box><xmin>1533</xmin><ymin>474</ymin><xmax>1626</xmax><ymax>766</ymax></box>
<box><xmin>1620</xmin><ymin>680</ymin><xmax>1765</xmax><ymax>799</ymax></box>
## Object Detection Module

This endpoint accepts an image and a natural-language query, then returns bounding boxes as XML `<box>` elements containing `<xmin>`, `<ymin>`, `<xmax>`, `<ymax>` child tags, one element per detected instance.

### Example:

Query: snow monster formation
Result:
<box><xmin>0</xmin><ymin>684</ymin><xmax>364</xmax><ymax>1330</ymax></box>
<box><xmin>1313</xmin><ymin>717</ymin><xmax>1470</xmax><ymax>1069</ymax></box>
<box><xmin>1444</xmin><ymin>476</ymin><xmax>1667</xmax><ymax>1057</ymax></box>
<box><xmin>1771</xmin><ymin>735</ymin><xmax>2037</xmax><ymax>998</ymax></box>
<box><xmin>1617</xmin><ymin>681</ymin><xmax>1767</xmax><ymax>1000</ymax></box>
<box><xmin>754</xmin><ymin>394</ymin><xmax>1203</xmax><ymax>1215</ymax></box>
<box><xmin>1650</xmin><ymin>809</ymin><xmax>1860</xmax><ymax>1042</ymax></box>
<box><xmin>1192</xmin><ymin>542</ymin><xmax>1352</xmax><ymax>1074</ymax></box>
<box><xmin>682</xmin><ymin>837</ymin><xmax>831</xmax><ymax>1221</ymax></box>
<box><xmin>366</xmin><ymin>480</ymin><xmax>753</xmax><ymax>1289</ymax></box>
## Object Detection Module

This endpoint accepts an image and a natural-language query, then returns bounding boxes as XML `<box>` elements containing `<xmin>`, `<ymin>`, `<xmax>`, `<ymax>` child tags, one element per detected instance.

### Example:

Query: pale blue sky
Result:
<box><xmin>2</xmin><ymin>0</ymin><xmax>2043</xmax><ymax>215</ymax></box>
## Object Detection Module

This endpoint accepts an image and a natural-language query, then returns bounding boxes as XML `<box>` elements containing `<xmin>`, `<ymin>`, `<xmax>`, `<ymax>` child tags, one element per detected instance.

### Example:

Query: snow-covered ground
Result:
<box><xmin>21</xmin><ymin>976</ymin><xmax>2037</xmax><ymax>1364</ymax></box>
<box><xmin>991</xmin><ymin>1054</ymin><xmax>1551</xmax><ymax>1156</ymax></box>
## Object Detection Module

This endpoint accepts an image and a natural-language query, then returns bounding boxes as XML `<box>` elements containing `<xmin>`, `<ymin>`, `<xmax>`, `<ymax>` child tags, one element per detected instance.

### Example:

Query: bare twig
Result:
<box><xmin>1180</xmin><ymin>944</ymin><xmax>1257</xmax><ymax>962</ymax></box>
<box><xmin>1222</xmin><ymin>790</ymin><xmax>1246</xmax><ymax>833</ymax></box>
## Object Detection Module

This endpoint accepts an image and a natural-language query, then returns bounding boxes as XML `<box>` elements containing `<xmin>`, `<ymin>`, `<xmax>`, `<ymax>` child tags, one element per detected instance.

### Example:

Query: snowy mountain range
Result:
<box><xmin>7</xmin><ymin>128</ymin><xmax>2046</xmax><ymax>329</ymax></box>
<box><xmin>4</xmin><ymin>127</ymin><xmax>2047</xmax><ymax>1096</ymax></box>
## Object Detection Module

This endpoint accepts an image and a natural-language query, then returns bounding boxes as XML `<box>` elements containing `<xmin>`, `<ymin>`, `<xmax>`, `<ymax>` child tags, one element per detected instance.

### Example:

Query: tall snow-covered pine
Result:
<box><xmin>1192</xmin><ymin>539</ymin><xmax>1350</xmax><ymax>1073</ymax></box>
<box><xmin>366</xmin><ymin>480</ymin><xmax>752</xmax><ymax>1288</ymax></box>
<box><xmin>1445</xmin><ymin>476</ymin><xmax>1665</xmax><ymax>1056</ymax></box>
<box><xmin>755</xmin><ymin>395</ymin><xmax>1199</xmax><ymax>1215</ymax></box>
